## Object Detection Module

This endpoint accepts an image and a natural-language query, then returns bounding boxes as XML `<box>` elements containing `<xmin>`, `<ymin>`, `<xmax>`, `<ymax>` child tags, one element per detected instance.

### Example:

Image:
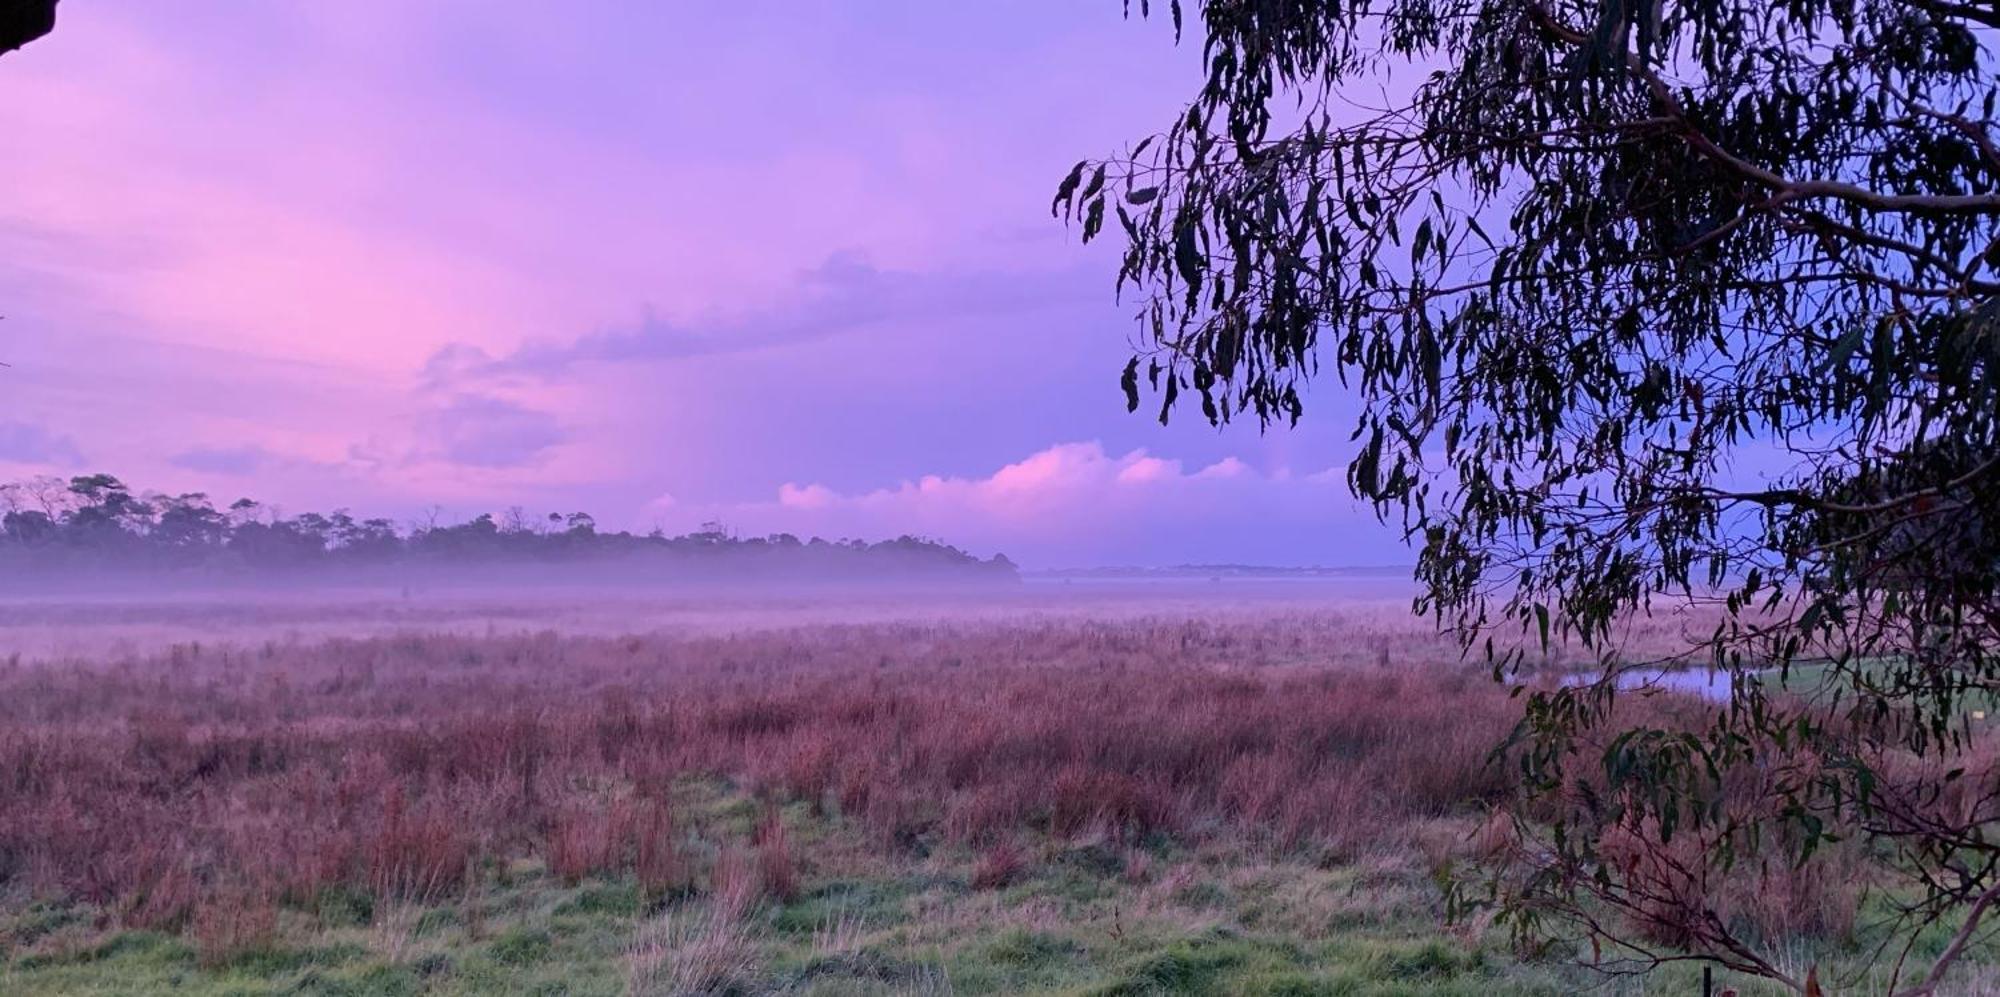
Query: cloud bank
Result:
<box><xmin>699</xmin><ymin>442</ymin><xmax>1384</xmax><ymax>569</ymax></box>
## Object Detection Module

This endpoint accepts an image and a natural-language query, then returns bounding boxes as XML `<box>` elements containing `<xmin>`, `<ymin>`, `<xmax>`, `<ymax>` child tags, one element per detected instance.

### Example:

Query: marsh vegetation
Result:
<box><xmin>0</xmin><ymin>591</ymin><xmax>1991</xmax><ymax>994</ymax></box>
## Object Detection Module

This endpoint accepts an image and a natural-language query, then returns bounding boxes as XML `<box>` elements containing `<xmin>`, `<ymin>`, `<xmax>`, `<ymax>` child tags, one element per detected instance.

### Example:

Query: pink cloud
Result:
<box><xmin>777</xmin><ymin>482</ymin><xmax>839</xmax><ymax>511</ymax></box>
<box><xmin>695</xmin><ymin>442</ymin><xmax>1385</xmax><ymax>568</ymax></box>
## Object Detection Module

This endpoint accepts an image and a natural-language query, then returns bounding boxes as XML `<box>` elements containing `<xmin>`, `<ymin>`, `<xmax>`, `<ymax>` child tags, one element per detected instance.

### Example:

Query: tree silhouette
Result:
<box><xmin>0</xmin><ymin>471</ymin><xmax>1018</xmax><ymax>584</ymax></box>
<box><xmin>0</xmin><ymin>0</ymin><xmax>55</xmax><ymax>57</ymax></box>
<box><xmin>1061</xmin><ymin>1</ymin><xmax>1998</xmax><ymax>990</ymax></box>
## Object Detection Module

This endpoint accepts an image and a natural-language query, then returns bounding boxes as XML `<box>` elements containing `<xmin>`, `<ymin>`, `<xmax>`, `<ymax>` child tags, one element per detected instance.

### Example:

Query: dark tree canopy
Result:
<box><xmin>1061</xmin><ymin>0</ymin><xmax>1999</xmax><ymax>991</ymax></box>
<box><xmin>0</xmin><ymin>0</ymin><xmax>55</xmax><ymax>57</ymax></box>
<box><xmin>0</xmin><ymin>473</ymin><xmax>1018</xmax><ymax>588</ymax></box>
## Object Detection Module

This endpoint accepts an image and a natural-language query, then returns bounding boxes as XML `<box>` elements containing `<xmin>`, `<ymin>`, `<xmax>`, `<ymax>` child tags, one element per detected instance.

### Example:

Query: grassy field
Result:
<box><xmin>11</xmin><ymin>777</ymin><xmax>1988</xmax><ymax>996</ymax></box>
<box><xmin>0</xmin><ymin>592</ymin><xmax>1993</xmax><ymax>995</ymax></box>
<box><xmin>0</xmin><ymin>778</ymin><xmax>1531</xmax><ymax>996</ymax></box>
<box><xmin>0</xmin><ymin>774</ymin><xmax>1819</xmax><ymax>997</ymax></box>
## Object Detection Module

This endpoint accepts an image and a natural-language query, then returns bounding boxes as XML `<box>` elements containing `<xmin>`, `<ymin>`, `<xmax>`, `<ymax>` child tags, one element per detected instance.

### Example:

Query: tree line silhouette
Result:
<box><xmin>0</xmin><ymin>473</ymin><xmax>1016</xmax><ymax>582</ymax></box>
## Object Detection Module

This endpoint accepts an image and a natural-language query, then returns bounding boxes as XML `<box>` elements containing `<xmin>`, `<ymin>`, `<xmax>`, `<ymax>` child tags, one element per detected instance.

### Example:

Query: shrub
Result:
<box><xmin>970</xmin><ymin>842</ymin><xmax>1026</xmax><ymax>891</ymax></box>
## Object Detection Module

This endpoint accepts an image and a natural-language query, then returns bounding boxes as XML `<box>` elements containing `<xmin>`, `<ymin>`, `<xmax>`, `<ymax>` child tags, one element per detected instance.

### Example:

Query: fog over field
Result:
<box><xmin>0</xmin><ymin>577</ymin><xmax>1424</xmax><ymax>662</ymax></box>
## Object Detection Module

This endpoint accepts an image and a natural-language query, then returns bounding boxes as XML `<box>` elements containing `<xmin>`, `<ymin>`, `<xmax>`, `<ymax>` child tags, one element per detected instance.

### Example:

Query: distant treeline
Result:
<box><xmin>0</xmin><ymin>474</ymin><xmax>1017</xmax><ymax>583</ymax></box>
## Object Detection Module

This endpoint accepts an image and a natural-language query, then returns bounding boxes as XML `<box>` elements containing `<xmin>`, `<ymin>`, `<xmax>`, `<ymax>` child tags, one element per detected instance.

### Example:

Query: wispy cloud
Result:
<box><xmin>167</xmin><ymin>445</ymin><xmax>281</xmax><ymax>476</ymax></box>
<box><xmin>411</xmin><ymin>394</ymin><xmax>569</xmax><ymax>468</ymax></box>
<box><xmin>425</xmin><ymin>252</ymin><xmax>1100</xmax><ymax>383</ymax></box>
<box><xmin>0</xmin><ymin>421</ymin><xmax>86</xmax><ymax>467</ymax></box>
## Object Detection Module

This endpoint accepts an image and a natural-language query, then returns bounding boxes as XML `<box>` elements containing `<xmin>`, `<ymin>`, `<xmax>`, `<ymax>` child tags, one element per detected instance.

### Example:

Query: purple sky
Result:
<box><xmin>0</xmin><ymin>2</ymin><xmax>1400</xmax><ymax>568</ymax></box>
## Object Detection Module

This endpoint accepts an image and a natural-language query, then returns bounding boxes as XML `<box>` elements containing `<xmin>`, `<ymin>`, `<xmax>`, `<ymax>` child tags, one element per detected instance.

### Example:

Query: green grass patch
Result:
<box><xmin>5</xmin><ymin>787</ymin><xmax>1994</xmax><ymax>996</ymax></box>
